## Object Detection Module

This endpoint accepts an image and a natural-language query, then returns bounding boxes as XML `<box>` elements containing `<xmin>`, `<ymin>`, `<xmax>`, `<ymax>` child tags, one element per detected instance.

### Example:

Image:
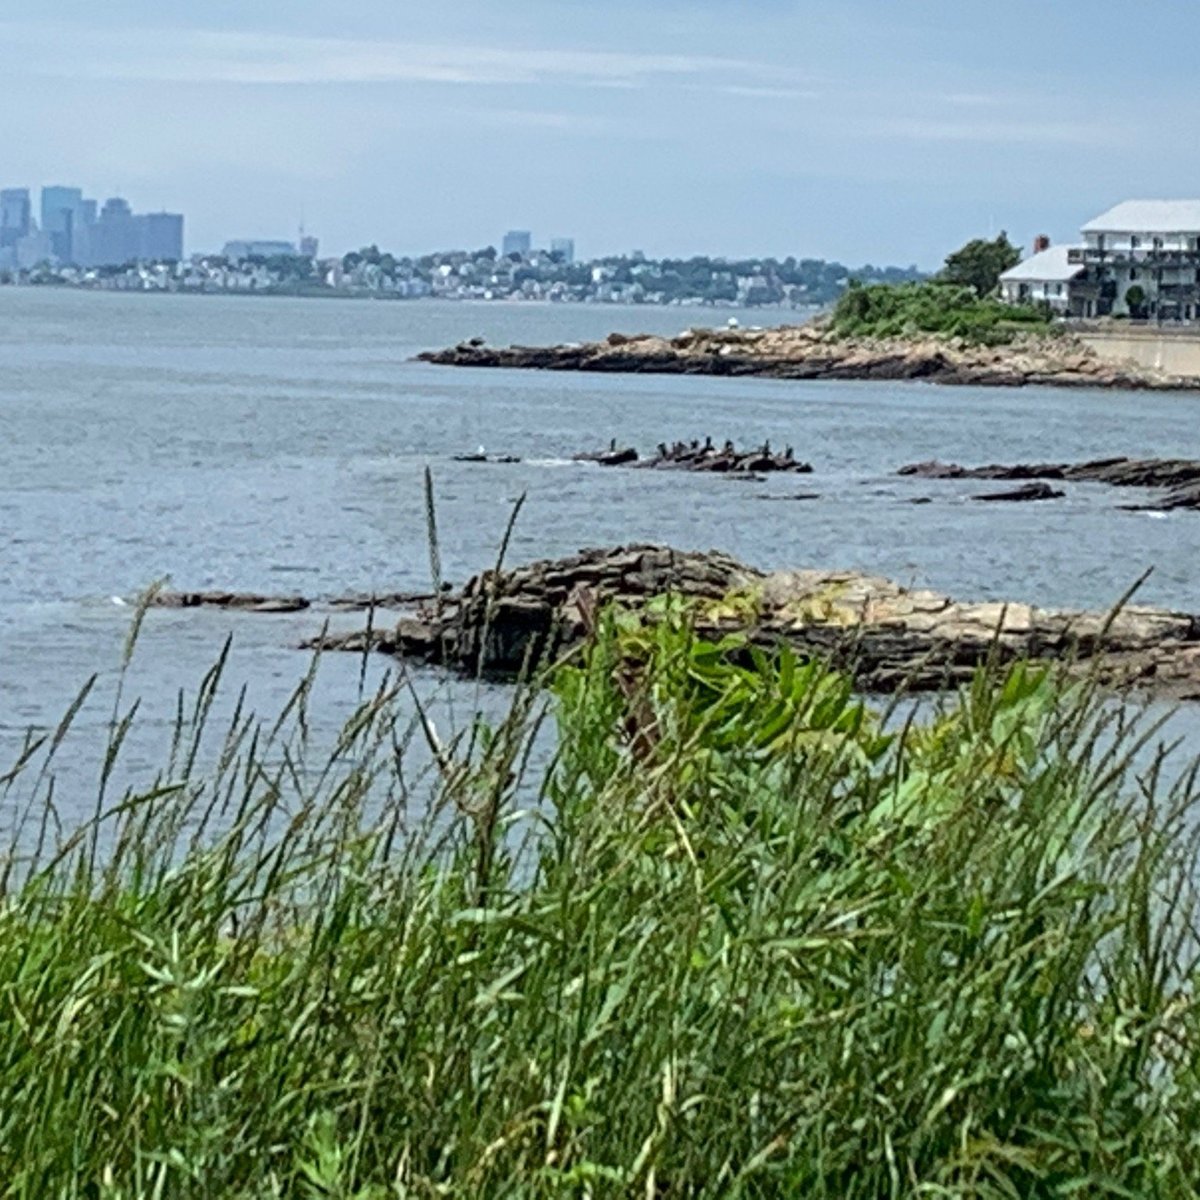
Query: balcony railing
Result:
<box><xmin>1068</xmin><ymin>247</ymin><xmax>1200</xmax><ymax>267</ymax></box>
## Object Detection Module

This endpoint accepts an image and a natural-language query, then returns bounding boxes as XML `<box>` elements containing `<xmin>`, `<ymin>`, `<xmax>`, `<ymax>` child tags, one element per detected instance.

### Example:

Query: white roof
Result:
<box><xmin>1081</xmin><ymin>200</ymin><xmax>1200</xmax><ymax>234</ymax></box>
<box><xmin>1000</xmin><ymin>245</ymin><xmax>1084</xmax><ymax>283</ymax></box>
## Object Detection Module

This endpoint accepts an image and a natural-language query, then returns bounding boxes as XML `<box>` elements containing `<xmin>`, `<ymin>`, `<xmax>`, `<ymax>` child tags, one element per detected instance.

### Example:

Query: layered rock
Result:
<box><xmin>899</xmin><ymin>456</ymin><xmax>1200</xmax><ymax>511</ymax></box>
<box><xmin>304</xmin><ymin>544</ymin><xmax>1200</xmax><ymax>699</ymax></box>
<box><xmin>418</xmin><ymin>324</ymin><xmax>1187</xmax><ymax>390</ymax></box>
<box><xmin>899</xmin><ymin>456</ymin><xmax>1200</xmax><ymax>488</ymax></box>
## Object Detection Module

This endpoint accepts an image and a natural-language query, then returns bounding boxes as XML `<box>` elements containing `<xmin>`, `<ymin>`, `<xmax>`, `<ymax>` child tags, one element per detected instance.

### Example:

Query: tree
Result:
<box><xmin>939</xmin><ymin>232</ymin><xmax>1021</xmax><ymax>297</ymax></box>
<box><xmin>1124</xmin><ymin>284</ymin><xmax>1147</xmax><ymax>318</ymax></box>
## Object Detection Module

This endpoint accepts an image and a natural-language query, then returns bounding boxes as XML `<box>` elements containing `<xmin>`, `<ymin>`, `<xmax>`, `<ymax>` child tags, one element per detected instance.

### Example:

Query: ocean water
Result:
<box><xmin>2</xmin><ymin>287</ymin><xmax>1198</xmax><ymax>826</ymax></box>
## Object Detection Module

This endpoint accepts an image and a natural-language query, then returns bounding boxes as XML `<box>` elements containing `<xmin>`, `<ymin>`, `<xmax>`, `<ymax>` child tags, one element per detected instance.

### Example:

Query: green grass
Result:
<box><xmin>1</xmin><ymin>606</ymin><xmax>1200</xmax><ymax>1196</ymax></box>
<box><xmin>830</xmin><ymin>281</ymin><xmax>1055</xmax><ymax>346</ymax></box>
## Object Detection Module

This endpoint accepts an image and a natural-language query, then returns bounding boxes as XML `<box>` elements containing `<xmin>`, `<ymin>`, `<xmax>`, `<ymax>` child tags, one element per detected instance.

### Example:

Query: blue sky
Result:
<box><xmin>2</xmin><ymin>1</ymin><xmax>1196</xmax><ymax>266</ymax></box>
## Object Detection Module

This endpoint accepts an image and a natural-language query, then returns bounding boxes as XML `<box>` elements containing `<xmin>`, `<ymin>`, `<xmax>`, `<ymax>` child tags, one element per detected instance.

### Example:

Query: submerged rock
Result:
<box><xmin>153</xmin><ymin>591</ymin><xmax>310</xmax><ymax>613</ymax></box>
<box><xmin>453</xmin><ymin>452</ymin><xmax>523</xmax><ymax>464</ymax></box>
<box><xmin>972</xmin><ymin>482</ymin><xmax>1065</xmax><ymax>502</ymax></box>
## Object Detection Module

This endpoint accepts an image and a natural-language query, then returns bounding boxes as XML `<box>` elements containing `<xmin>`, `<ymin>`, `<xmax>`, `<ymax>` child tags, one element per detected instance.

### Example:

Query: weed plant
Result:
<box><xmin>0</xmin><ymin>602</ymin><xmax>1198</xmax><ymax>1196</ymax></box>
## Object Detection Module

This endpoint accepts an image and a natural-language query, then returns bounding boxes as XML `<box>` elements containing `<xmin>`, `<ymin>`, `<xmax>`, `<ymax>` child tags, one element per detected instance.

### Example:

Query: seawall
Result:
<box><xmin>1078</xmin><ymin>326</ymin><xmax>1200</xmax><ymax>381</ymax></box>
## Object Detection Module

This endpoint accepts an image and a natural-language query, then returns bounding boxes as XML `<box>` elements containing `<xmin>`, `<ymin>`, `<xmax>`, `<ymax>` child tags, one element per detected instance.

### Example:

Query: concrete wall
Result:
<box><xmin>1078</xmin><ymin>327</ymin><xmax>1200</xmax><ymax>379</ymax></box>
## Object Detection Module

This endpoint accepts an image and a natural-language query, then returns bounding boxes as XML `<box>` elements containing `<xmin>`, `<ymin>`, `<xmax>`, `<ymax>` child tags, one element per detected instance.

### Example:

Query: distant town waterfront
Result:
<box><xmin>1</xmin><ymin>183</ymin><xmax>924</xmax><ymax>305</ymax></box>
<box><xmin>0</xmin><ymin>242</ymin><xmax>923</xmax><ymax>306</ymax></box>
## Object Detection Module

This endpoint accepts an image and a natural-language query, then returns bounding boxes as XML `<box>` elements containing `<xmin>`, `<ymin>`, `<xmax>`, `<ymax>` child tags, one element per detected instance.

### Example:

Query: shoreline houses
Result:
<box><xmin>1001</xmin><ymin>200</ymin><xmax>1200</xmax><ymax>321</ymax></box>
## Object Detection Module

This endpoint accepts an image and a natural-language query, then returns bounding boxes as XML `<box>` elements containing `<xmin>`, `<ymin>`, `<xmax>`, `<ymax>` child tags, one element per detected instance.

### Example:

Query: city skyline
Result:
<box><xmin>5</xmin><ymin>2</ymin><xmax>1200</xmax><ymax>268</ymax></box>
<box><xmin>0</xmin><ymin>182</ymin><xmax>182</xmax><ymax>269</ymax></box>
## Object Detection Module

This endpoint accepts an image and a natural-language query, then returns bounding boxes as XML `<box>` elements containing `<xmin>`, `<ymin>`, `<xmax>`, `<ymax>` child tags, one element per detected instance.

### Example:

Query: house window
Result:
<box><xmin>1055</xmin><ymin>283</ymin><xmax>1063</xmax><ymax>295</ymax></box>
<box><xmin>1130</xmin><ymin>268</ymin><xmax>1139</xmax><ymax>281</ymax></box>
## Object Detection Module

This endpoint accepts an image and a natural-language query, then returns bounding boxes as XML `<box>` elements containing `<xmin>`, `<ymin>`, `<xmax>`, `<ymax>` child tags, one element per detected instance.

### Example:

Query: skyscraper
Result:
<box><xmin>502</xmin><ymin>230</ymin><xmax>532</xmax><ymax>257</ymax></box>
<box><xmin>87</xmin><ymin>197</ymin><xmax>140</xmax><ymax>267</ymax></box>
<box><xmin>138</xmin><ymin>212</ymin><xmax>184</xmax><ymax>262</ymax></box>
<box><xmin>41</xmin><ymin>186</ymin><xmax>85</xmax><ymax>261</ymax></box>
<box><xmin>0</xmin><ymin>188</ymin><xmax>31</xmax><ymax>249</ymax></box>
<box><xmin>550</xmin><ymin>237</ymin><xmax>575</xmax><ymax>264</ymax></box>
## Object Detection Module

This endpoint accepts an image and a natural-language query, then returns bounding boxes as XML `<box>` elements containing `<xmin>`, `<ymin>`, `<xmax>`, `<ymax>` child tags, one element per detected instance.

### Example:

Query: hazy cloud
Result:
<box><xmin>1</xmin><ymin>2</ymin><xmax>1196</xmax><ymax>265</ymax></box>
<box><xmin>883</xmin><ymin>117</ymin><xmax>1124</xmax><ymax>147</ymax></box>
<box><xmin>0</xmin><ymin>22</ymin><xmax>768</xmax><ymax>89</ymax></box>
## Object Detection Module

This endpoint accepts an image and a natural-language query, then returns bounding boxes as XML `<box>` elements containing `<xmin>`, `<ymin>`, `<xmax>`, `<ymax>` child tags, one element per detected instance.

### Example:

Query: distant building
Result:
<box><xmin>0</xmin><ymin>188</ymin><xmax>32</xmax><ymax>249</ymax></box>
<box><xmin>40</xmin><ymin>186</ymin><xmax>91</xmax><ymax>262</ymax></box>
<box><xmin>139</xmin><ymin>212</ymin><xmax>184</xmax><ymax>262</ymax></box>
<box><xmin>299</xmin><ymin>235</ymin><xmax>319</xmax><ymax>259</ymax></box>
<box><xmin>502</xmin><ymin>230</ymin><xmax>532</xmax><ymax>257</ymax></box>
<box><xmin>223</xmin><ymin>239</ymin><xmax>298</xmax><ymax>260</ymax></box>
<box><xmin>550</xmin><ymin>237</ymin><xmax>575</xmax><ymax>264</ymax></box>
<box><xmin>1000</xmin><ymin>201</ymin><xmax>1200</xmax><ymax>322</ymax></box>
<box><xmin>999</xmin><ymin>243</ymin><xmax>1084</xmax><ymax>314</ymax></box>
<box><xmin>15</xmin><ymin>228</ymin><xmax>54</xmax><ymax>270</ymax></box>
<box><xmin>1069</xmin><ymin>200</ymin><xmax>1200</xmax><ymax>320</ymax></box>
<box><xmin>86</xmin><ymin>197</ymin><xmax>140</xmax><ymax>267</ymax></box>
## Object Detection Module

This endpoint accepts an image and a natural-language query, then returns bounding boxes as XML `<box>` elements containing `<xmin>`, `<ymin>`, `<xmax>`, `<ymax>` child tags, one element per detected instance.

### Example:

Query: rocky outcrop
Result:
<box><xmin>900</xmin><ymin>456</ymin><xmax>1200</xmax><ymax>511</ymax></box>
<box><xmin>417</xmin><ymin>323</ymin><xmax>1191</xmax><ymax>390</ymax></box>
<box><xmin>303</xmin><ymin>544</ymin><xmax>1200</xmax><ymax>699</ymax></box>
<box><xmin>574</xmin><ymin>439</ymin><xmax>811</xmax><ymax>474</ymax></box>
<box><xmin>972</xmin><ymin>482</ymin><xmax>1064</xmax><ymax>502</ymax></box>
<box><xmin>900</xmin><ymin>457</ymin><xmax>1200</xmax><ymax>488</ymax></box>
<box><xmin>1121</xmin><ymin>485</ymin><xmax>1200</xmax><ymax>513</ymax></box>
<box><xmin>152</xmin><ymin>588</ymin><xmax>450</xmax><ymax>613</ymax></box>
<box><xmin>154</xmin><ymin>591</ymin><xmax>310</xmax><ymax>613</ymax></box>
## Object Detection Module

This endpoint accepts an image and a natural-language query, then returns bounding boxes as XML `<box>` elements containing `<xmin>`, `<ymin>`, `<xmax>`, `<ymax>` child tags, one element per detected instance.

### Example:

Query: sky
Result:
<box><xmin>2</xmin><ymin>1</ymin><xmax>1198</xmax><ymax>267</ymax></box>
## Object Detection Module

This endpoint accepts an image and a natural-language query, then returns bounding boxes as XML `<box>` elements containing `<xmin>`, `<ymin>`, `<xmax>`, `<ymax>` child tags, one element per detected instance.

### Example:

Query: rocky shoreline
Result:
<box><xmin>255</xmin><ymin>544</ymin><xmax>1200</xmax><ymax>700</ymax></box>
<box><xmin>418</xmin><ymin>323</ymin><xmax>1192</xmax><ymax>390</ymax></box>
<box><xmin>900</xmin><ymin>456</ymin><xmax>1200</xmax><ymax>511</ymax></box>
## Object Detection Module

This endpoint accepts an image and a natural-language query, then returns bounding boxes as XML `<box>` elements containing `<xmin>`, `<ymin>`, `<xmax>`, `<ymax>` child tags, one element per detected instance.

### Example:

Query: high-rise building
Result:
<box><xmin>87</xmin><ymin>197</ymin><xmax>140</xmax><ymax>267</ymax></box>
<box><xmin>299</xmin><ymin>235</ymin><xmax>319</xmax><ymax>259</ymax></box>
<box><xmin>41</xmin><ymin>186</ymin><xmax>85</xmax><ymax>261</ymax></box>
<box><xmin>550</xmin><ymin>237</ymin><xmax>575</xmax><ymax>264</ymax></box>
<box><xmin>15</xmin><ymin>228</ymin><xmax>54</xmax><ymax>270</ymax></box>
<box><xmin>139</xmin><ymin>212</ymin><xmax>184</xmax><ymax>262</ymax></box>
<box><xmin>502</xmin><ymin>230</ymin><xmax>532</xmax><ymax>257</ymax></box>
<box><xmin>0</xmin><ymin>188</ymin><xmax>31</xmax><ymax>248</ymax></box>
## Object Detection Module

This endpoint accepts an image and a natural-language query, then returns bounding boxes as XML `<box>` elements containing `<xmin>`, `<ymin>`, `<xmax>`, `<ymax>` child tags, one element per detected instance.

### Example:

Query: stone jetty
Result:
<box><xmin>300</xmin><ymin>544</ymin><xmax>1200</xmax><ymax>699</ymax></box>
<box><xmin>418</xmin><ymin>324</ymin><xmax>1188</xmax><ymax>390</ymax></box>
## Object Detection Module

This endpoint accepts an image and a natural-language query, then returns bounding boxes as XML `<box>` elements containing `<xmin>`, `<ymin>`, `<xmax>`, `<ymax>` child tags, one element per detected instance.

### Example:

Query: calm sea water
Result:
<box><xmin>2</xmin><ymin>288</ymin><xmax>1199</xmax><ymax>823</ymax></box>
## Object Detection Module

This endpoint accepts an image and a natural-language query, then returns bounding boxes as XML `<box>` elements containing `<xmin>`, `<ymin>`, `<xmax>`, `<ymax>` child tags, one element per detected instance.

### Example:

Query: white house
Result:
<box><xmin>1069</xmin><ymin>200</ymin><xmax>1200</xmax><ymax>319</ymax></box>
<box><xmin>999</xmin><ymin>245</ymin><xmax>1085</xmax><ymax>313</ymax></box>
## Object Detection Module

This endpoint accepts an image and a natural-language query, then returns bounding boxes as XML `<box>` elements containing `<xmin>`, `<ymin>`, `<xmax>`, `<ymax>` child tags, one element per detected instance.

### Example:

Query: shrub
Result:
<box><xmin>830</xmin><ymin>280</ymin><xmax>1053</xmax><ymax>345</ymax></box>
